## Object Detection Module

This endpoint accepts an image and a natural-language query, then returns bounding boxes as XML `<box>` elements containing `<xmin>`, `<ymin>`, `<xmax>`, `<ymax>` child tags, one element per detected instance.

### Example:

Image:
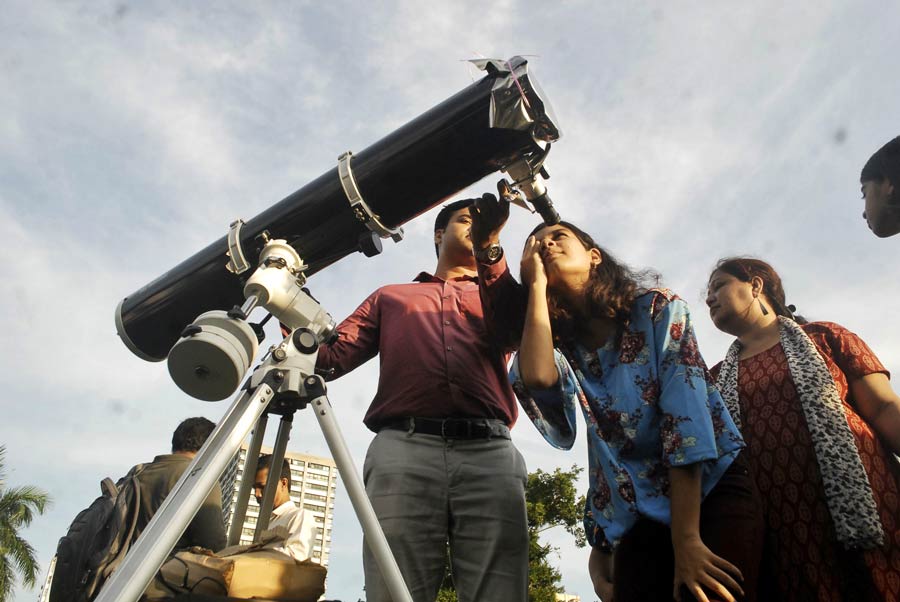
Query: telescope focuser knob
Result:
<box><xmin>292</xmin><ymin>328</ymin><xmax>319</xmax><ymax>354</ymax></box>
<box><xmin>358</xmin><ymin>231</ymin><xmax>383</xmax><ymax>257</ymax></box>
<box><xmin>250</xmin><ymin>322</ymin><xmax>265</xmax><ymax>343</ymax></box>
<box><xmin>227</xmin><ymin>306</ymin><xmax>247</xmax><ymax>320</ymax></box>
<box><xmin>180</xmin><ymin>324</ymin><xmax>202</xmax><ymax>338</ymax></box>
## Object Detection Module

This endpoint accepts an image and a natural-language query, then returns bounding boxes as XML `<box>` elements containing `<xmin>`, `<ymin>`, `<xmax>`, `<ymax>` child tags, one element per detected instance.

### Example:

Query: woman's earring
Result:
<box><xmin>759</xmin><ymin>299</ymin><xmax>769</xmax><ymax>316</ymax></box>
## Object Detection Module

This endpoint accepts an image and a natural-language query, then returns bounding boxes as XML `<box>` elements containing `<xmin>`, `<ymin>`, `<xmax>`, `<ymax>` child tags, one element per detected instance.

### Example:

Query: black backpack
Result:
<box><xmin>49</xmin><ymin>464</ymin><xmax>145</xmax><ymax>602</ymax></box>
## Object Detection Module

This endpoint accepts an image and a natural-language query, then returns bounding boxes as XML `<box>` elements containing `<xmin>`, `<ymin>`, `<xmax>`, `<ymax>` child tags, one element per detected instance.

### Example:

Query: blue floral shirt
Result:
<box><xmin>510</xmin><ymin>290</ymin><xmax>743</xmax><ymax>549</ymax></box>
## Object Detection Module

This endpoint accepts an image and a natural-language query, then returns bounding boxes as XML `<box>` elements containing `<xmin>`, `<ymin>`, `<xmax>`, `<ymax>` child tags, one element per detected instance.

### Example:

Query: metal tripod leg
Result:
<box><xmin>254</xmin><ymin>413</ymin><xmax>293</xmax><ymax>536</ymax></box>
<box><xmin>225</xmin><ymin>410</ymin><xmax>292</xmax><ymax>545</ymax></box>
<box><xmin>226</xmin><ymin>413</ymin><xmax>267</xmax><ymax>546</ymax></box>
<box><xmin>303</xmin><ymin>375</ymin><xmax>413</xmax><ymax>602</ymax></box>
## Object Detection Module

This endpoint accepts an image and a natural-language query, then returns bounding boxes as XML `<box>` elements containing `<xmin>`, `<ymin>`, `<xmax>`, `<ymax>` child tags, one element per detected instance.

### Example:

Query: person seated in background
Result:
<box><xmin>860</xmin><ymin>135</ymin><xmax>900</xmax><ymax>237</ymax></box>
<box><xmin>252</xmin><ymin>454</ymin><xmax>318</xmax><ymax>563</ymax></box>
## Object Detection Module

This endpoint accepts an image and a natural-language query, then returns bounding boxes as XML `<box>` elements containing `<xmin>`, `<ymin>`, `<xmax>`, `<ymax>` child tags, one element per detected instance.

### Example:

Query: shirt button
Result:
<box><xmin>446</xmin><ymin>346</ymin><xmax>452</xmax><ymax>351</ymax></box>
<box><xmin>444</xmin><ymin>320</ymin><xmax>451</xmax><ymax>325</ymax></box>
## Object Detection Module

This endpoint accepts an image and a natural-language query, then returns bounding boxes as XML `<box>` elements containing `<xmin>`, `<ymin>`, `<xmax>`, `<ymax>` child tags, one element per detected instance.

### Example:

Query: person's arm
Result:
<box><xmin>851</xmin><ymin>373</ymin><xmax>900</xmax><ymax>455</ymax></box>
<box><xmin>506</xmin><ymin>235</ymin><xmax>577</xmax><ymax>449</ymax></box>
<box><xmin>315</xmin><ymin>290</ymin><xmax>381</xmax><ymax>381</ymax></box>
<box><xmin>471</xmin><ymin>192</ymin><xmax>527</xmax><ymax>351</ymax></box>
<box><xmin>589</xmin><ymin>546</ymin><xmax>615</xmax><ymax>601</ymax></box>
<box><xmin>517</xmin><ymin>235</ymin><xmax>558</xmax><ymax>388</ymax></box>
<box><xmin>669</xmin><ymin>464</ymin><xmax>742</xmax><ymax>602</ymax></box>
<box><xmin>812</xmin><ymin>321</ymin><xmax>900</xmax><ymax>455</ymax></box>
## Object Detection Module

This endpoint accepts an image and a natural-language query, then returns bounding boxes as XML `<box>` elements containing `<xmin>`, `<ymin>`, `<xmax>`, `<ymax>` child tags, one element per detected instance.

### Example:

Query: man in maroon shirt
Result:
<box><xmin>316</xmin><ymin>198</ymin><xmax>528</xmax><ymax>602</ymax></box>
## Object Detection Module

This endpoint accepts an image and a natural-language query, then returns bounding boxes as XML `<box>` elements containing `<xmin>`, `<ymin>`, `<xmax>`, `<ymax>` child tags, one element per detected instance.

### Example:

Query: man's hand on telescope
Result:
<box><xmin>470</xmin><ymin>191</ymin><xmax>510</xmax><ymax>249</ymax></box>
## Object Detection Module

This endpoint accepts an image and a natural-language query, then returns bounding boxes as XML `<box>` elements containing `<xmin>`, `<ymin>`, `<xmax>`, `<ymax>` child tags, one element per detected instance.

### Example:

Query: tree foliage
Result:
<box><xmin>437</xmin><ymin>465</ymin><xmax>586</xmax><ymax>602</ymax></box>
<box><xmin>0</xmin><ymin>446</ymin><xmax>51</xmax><ymax>602</ymax></box>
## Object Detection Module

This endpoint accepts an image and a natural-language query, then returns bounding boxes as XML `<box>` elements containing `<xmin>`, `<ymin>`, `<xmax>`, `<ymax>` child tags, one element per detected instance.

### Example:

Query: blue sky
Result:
<box><xmin>2</xmin><ymin>2</ymin><xmax>900</xmax><ymax>600</ymax></box>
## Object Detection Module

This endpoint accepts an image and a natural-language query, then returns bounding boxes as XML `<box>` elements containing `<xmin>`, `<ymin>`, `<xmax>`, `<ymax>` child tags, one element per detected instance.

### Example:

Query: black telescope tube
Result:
<box><xmin>116</xmin><ymin>57</ymin><xmax>559</xmax><ymax>361</ymax></box>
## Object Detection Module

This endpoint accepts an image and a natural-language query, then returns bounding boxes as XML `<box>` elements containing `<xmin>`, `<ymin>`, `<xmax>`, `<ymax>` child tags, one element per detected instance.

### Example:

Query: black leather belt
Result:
<box><xmin>379</xmin><ymin>417</ymin><xmax>510</xmax><ymax>440</ymax></box>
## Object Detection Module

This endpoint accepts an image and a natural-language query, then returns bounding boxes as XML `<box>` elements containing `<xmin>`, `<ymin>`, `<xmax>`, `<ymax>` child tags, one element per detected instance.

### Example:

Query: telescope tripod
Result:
<box><xmin>93</xmin><ymin>328</ymin><xmax>414</xmax><ymax>602</ymax></box>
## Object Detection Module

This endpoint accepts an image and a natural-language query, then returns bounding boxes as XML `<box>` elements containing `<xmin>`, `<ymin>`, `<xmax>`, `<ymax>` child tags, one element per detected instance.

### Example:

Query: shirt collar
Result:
<box><xmin>414</xmin><ymin>271</ymin><xmax>478</xmax><ymax>284</ymax></box>
<box><xmin>271</xmin><ymin>500</ymin><xmax>295</xmax><ymax>517</ymax></box>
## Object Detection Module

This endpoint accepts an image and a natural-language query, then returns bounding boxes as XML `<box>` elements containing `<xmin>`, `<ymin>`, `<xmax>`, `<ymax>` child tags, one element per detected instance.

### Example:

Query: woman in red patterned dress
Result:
<box><xmin>705</xmin><ymin>257</ymin><xmax>900</xmax><ymax>601</ymax></box>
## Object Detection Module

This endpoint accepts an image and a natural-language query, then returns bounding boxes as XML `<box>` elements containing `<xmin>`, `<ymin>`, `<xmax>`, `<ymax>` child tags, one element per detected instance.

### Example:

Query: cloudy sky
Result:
<box><xmin>2</xmin><ymin>2</ymin><xmax>899</xmax><ymax>601</ymax></box>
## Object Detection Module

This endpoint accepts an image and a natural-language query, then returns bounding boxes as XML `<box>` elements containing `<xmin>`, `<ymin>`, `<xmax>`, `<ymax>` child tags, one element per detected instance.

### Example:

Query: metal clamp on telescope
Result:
<box><xmin>338</xmin><ymin>150</ymin><xmax>404</xmax><ymax>254</ymax></box>
<box><xmin>225</xmin><ymin>219</ymin><xmax>251</xmax><ymax>275</ymax></box>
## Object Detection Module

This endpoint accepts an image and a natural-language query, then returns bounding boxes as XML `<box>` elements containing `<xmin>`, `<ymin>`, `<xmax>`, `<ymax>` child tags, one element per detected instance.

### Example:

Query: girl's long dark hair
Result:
<box><xmin>529</xmin><ymin>221</ymin><xmax>658</xmax><ymax>346</ymax></box>
<box><xmin>710</xmin><ymin>257</ymin><xmax>807</xmax><ymax>324</ymax></box>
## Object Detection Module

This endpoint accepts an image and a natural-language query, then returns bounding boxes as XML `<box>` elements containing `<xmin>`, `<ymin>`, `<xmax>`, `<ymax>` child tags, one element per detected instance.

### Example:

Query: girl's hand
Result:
<box><xmin>520</xmin><ymin>235</ymin><xmax>548</xmax><ymax>289</ymax></box>
<box><xmin>672</xmin><ymin>535</ymin><xmax>743</xmax><ymax>602</ymax></box>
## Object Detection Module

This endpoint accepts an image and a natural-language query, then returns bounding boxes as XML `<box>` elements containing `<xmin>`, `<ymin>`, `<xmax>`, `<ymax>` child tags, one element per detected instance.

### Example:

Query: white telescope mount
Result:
<box><xmin>94</xmin><ymin>232</ymin><xmax>413</xmax><ymax>602</ymax></box>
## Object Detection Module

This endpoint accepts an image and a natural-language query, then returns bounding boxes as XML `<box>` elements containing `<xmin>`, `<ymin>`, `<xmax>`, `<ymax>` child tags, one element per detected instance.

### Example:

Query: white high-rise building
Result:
<box><xmin>221</xmin><ymin>444</ymin><xmax>338</xmax><ymax>566</ymax></box>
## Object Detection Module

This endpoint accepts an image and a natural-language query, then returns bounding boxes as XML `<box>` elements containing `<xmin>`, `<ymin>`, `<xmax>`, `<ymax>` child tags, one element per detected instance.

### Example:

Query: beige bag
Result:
<box><xmin>222</xmin><ymin>548</ymin><xmax>326</xmax><ymax>601</ymax></box>
<box><xmin>142</xmin><ymin>547</ymin><xmax>233</xmax><ymax>601</ymax></box>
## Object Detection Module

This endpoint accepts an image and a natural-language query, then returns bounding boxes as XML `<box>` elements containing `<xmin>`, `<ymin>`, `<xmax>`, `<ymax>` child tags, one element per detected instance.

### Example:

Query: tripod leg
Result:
<box><xmin>227</xmin><ymin>412</ymin><xmax>269</xmax><ymax>546</ymax></box>
<box><xmin>93</xmin><ymin>381</ymin><xmax>278</xmax><ymax>602</ymax></box>
<box><xmin>304</xmin><ymin>375</ymin><xmax>414</xmax><ymax>602</ymax></box>
<box><xmin>254</xmin><ymin>413</ymin><xmax>293</xmax><ymax>536</ymax></box>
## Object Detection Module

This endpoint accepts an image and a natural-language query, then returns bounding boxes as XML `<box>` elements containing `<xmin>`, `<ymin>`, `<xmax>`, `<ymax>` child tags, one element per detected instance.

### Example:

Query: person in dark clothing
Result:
<box><xmin>135</xmin><ymin>417</ymin><xmax>226</xmax><ymax>551</ymax></box>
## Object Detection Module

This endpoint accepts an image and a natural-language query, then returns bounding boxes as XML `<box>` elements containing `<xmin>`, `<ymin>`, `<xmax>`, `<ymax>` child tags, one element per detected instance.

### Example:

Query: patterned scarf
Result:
<box><xmin>716</xmin><ymin>316</ymin><xmax>884</xmax><ymax>549</ymax></box>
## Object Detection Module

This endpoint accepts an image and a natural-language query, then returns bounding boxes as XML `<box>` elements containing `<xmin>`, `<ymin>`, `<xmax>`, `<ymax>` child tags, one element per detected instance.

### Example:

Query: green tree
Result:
<box><xmin>0</xmin><ymin>446</ymin><xmax>51</xmax><ymax>601</ymax></box>
<box><xmin>437</xmin><ymin>465</ymin><xmax>586</xmax><ymax>602</ymax></box>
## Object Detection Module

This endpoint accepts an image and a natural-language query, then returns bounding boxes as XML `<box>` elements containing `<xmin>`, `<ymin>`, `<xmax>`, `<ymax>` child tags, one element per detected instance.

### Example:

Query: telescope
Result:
<box><xmin>115</xmin><ymin>55</ymin><xmax>562</xmax><ymax>371</ymax></box>
<box><xmin>96</xmin><ymin>57</ymin><xmax>563</xmax><ymax>602</ymax></box>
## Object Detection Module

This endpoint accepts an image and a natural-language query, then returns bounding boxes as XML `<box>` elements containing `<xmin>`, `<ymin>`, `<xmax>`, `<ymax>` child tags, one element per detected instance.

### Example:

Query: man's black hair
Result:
<box><xmin>861</xmin><ymin>136</ymin><xmax>900</xmax><ymax>193</ymax></box>
<box><xmin>256</xmin><ymin>454</ymin><xmax>292</xmax><ymax>491</ymax></box>
<box><xmin>433</xmin><ymin>198</ymin><xmax>476</xmax><ymax>258</ymax></box>
<box><xmin>171</xmin><ymin>417</ymin><xmax>215</xmax><ymax>453</ymax></box>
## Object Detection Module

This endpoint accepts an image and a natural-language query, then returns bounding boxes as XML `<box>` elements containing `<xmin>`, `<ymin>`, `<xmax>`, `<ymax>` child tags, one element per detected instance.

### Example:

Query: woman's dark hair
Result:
<box><xmin>710</xmin><ymin>257</ymin><xmax>807</xmax><ymax>324</ymax></box>
<box><xmin>528</xmin><ymin>221</ymin><xmax>657</xmax><ymax>345</ymax></box>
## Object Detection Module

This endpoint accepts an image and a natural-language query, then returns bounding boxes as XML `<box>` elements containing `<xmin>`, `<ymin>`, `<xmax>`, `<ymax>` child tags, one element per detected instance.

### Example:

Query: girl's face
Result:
<box><xmin>705</xmin><ymin>270</ymin><xmax>758</xmax><ymax>333</ymax></box>
<box><xmin>532</xmin><ymin>224</ymin><xmax>601</xmax><ymax>291</ymax></box>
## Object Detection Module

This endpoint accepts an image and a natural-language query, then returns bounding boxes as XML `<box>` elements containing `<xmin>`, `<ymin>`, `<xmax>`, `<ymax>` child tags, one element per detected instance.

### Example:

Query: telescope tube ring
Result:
<box><xmin>337</xmin><ymin>151</ymin><xmax>404</xmax><ymax>243</ymax></box>
<box><xmin>225</xmin><ymin>219</ymin><xmax>251</xmax><ymax>275</ymax></box>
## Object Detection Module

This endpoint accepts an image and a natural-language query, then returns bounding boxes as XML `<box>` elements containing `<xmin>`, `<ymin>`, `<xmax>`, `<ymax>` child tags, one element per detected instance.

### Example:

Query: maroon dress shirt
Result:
<box><xmin>316</xmin><ymin>257</ymin><xmax>524</xmax><ymax>432</ymax></box>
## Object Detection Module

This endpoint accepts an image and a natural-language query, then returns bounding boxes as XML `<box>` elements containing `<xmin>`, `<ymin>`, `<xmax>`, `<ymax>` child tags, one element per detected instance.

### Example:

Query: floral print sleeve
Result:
<box><xmin>652</xmin><ymin>296</ymin><xmax>742</xmax><ymax>466</ymax></box>
<box><xmin>509</xmin><ymin>351</ymin><xmax>579</xmax><ymax>450</ymax></box>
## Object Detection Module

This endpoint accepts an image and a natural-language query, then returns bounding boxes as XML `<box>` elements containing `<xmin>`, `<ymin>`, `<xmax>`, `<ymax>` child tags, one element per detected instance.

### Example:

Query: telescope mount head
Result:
<box><xmin>167</xmin><ymin>238</ymin><xmax>336</xmax><ymax>401</ymax></box>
